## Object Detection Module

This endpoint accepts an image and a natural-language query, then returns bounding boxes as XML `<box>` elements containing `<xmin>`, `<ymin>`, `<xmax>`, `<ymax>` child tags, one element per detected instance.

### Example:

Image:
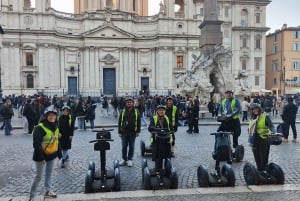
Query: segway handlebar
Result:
<box><xmin>89</xmin><ymin>139</ymin><xmax>114</xmax><ymax>143</ymax></box>
<box><xmin>92</xmin><ymin>129</ymin><xmax>114</xmax><ymax>132</ymax></box>
<box><xmin>210</xmin><ymin>131</ymin><xmax>234</xmax><ymax>135</ymax></box>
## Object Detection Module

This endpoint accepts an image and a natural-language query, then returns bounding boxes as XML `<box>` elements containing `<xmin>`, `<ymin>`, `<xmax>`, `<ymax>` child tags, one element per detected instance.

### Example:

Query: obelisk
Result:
<box><xmin>199</xmin><ymin>0</ymin><xmax>223</xmax><ymax>55</ymax></box>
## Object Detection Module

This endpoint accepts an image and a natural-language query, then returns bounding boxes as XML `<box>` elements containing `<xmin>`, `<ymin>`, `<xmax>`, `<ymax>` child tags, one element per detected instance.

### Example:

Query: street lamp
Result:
<box><xmin>77</xmin><ymin>51</ymin><xmax>81</xmax><ymax>97</ymax></box>
<box><xmin>0</xmin><ymin>25</ymin><xmax>4</xmax><ymax>108</ymax></box>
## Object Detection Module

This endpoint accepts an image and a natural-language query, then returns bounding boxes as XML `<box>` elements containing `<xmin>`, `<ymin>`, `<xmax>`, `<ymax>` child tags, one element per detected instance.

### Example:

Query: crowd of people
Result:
<box><xmin>0</xmin><ymin>91</ymin><xmax>299</xmax><ymax>200</ymax></box>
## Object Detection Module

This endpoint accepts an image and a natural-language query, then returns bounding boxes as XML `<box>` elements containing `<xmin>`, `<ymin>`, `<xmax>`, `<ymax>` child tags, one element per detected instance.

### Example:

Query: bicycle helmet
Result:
<box><xmin>225</xmin><ymin>89</ymin><xmax>234</xmax><ymax>93</ymax></box>
<box><xmin>250</xmin><ymin>103</ymin><xmax>262</xmax><ymax>111</ymax></box>
<box><xmin>125</xmin><ymin>96</ymin><xmax>134</xmax><ymax>102</ymax></box>
<box><xmin>156</xmin><ymin>105</ymin><xmax>166</xmax><ymax>110</ymax></box>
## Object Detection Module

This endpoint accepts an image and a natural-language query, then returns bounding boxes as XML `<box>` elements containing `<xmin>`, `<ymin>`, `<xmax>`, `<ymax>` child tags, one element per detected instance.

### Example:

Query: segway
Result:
<box><xmin>197</xmin><ymin>132</ymin><xmax>236</xmax><ymax>187</ymax></box>
<box><xmin>140</xmin><ymin>139</ymin><xmax>152</xmax><ymax>157</ymax></box>
<box><xmin>85</xmin><ymin>129</ymin><xmax>121</xmax><ymax>193</ymax></box>
<box><xmin>141</xmin><ymin>128</ymin><xmax>178</xmax><ymax>190</ymax></box>
<box><xmin>217</xmin><ymin>116</ymin><xmax>244</xmax><ymax>162</ymax></box>
<box><xmin>243</xmin><ymin>134</ymin><xmax>284</xmax><ymax>185</ymax></box>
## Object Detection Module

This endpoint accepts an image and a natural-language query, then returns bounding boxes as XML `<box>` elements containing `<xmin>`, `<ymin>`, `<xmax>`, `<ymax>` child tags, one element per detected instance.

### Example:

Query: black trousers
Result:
<box><xmin>252</xmin><ymin>135</ymin><xmax>270</xmax><ymax>171</ymax></box>
<box><xmin>283</xmin><ymin>120</ymin><xmax>297</xmax><ymax>139</ymax></box>
<box><xmin>218</xmin><ymin>118</ymin><xmax>241</xmax><ymax>148</ymax></box>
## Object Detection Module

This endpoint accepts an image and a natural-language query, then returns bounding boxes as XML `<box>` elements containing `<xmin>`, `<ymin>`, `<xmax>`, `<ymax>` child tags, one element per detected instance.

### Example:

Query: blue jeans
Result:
<box><xmin>29</xmin><ymin>159</ymin><xmax>55</xmax><ymax>198</ymax></box>
<box><xmin>4</xmin><ymin>118</ymin><xmax>12</xmax><ymax>135</ymax></box>
<box><xmin>89</xmin><ymin>119</ymin><xmax>94</xmax><ymax>129</ymax></box>
<box><xmin>62</xmin><ymin>149</ymin><xmax>69</xmax><ymax>160</ymax></box>
<box><xmin>77</xmin><ymin>117</ymin><xmax>84</xmax><ymax>129</ymax></box>
<box><xmin>121</xmin><ymin>133</ymin><xmax>136</xmax><ymax>161</ymax></box>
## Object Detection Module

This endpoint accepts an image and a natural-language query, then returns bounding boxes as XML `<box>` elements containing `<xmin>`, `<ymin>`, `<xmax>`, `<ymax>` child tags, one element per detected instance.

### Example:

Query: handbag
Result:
<box><xmin>267</xmin><ymin>134</ymin><xmax>282</xmax><ymax>145</ymax></box>
<box><xmin>43</xmin><ymin>135</ymin><xmax>58</xmax><ymax>155</ymax></box>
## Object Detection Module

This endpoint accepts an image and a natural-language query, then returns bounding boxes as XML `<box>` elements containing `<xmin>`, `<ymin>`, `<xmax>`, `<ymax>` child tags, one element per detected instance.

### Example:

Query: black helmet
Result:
<box><xmin>156</xmin><ymin>105</ymin><xmax>166</xmax><ymax>110</ymax></box>
<box><xmin>225</xmin><ymin>89</ymin><xmax>234</xmax><ymax>93</ymax></box>
<box><xmin>125</xmin><ymin>96</ymin><xmax>134</xmax><ymax>102</ymax></box>
<box><xmin>250</xmin><ymin>103</ymin><xmax>262</xmax><ymax>110</ymax></box>
<box><xmin>166</xmin><ymin>96</ymin><xmax>173</xmax><ymax>101</ymax></box>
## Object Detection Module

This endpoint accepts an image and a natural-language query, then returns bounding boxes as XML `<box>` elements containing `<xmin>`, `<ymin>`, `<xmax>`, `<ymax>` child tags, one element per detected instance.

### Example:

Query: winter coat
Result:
<box><xmin>59</xmin><ymin>114</ymin><xmax>75</xmax><ymax>150</ymax></box>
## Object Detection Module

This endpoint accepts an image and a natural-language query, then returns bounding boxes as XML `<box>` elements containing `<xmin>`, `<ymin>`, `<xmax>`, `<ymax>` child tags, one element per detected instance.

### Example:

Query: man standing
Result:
<box><xmin>218</xmin><ymin>89</ymin><xmax>242</xmax><ymax>149</ymax></box>
<box><xmin>165</xmin><ymin>96</ymin><xmax>179</xmax><ymax>157</ymax></box>
<box><xmin>282</xmin><ymin>97</ymin><xmax>298</xmax><ymax>142</ymax></box>
<box><xmin>118</xmin><ymin>97</ymin><xmax>141</xmax><ymax>167</ymax></box>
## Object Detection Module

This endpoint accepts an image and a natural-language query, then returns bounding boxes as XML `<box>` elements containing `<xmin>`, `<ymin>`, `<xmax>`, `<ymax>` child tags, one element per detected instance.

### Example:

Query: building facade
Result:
<box><xmin>266</xmin><ymin>24</ymin><xmax>300</xmax><ymax>95</ymax></box>
<box><xmin>74</xmin><ymin>0</ymin><xmax>148</xmax><ymax>16</ymax></box>
<box><xmin>0</xmin><ymin>0</ymin><xmax>270</xmax><ymax>97</ymax></box>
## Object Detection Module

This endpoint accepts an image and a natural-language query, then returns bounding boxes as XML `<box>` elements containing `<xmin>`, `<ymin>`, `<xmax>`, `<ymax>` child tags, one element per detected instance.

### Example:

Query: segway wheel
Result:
<box><xmin>88</xmin><ymin>161</ymin><xmax>95</xmax><ymax>177</ymax></box>
<box><xmin>243</xmin><ymin>162</ymin><xmax>259</xmax><ymax>185</ymax></box>
<box><xmin>143</xmin><ymin>167</ymin><xmax>151</xmax><ymax>190</ymax></box>
<box><xmin>170</xmin><ymin>168</ymin><xmax>178</xmax><ymax>189</ymax></box>
<box><xmin>141</xmin><ymin>159</ymin><xmax>148</xmax><ymax>182</ymax></box>
<box><xmin>114</xmin><ymin>160</ymin><xmax>119</xmax><ymax>169</ymax></box>
<box><xmin>140</xmin><ymin>140</ymin><xmax>146</xmax><ymax>156</ymax></box>
<box><xmin>234</xmin><ymin>145</ymin><xmax>244</xmax><ymax>162</ymax></box>
<box><xmin>165</xmin><ymin>158</ymin><xmax>172</xmax><ymax>177</ymax></box>
<box><xmin>268</xmin><ymin>163</ymin><xmax>285</xmax><ymax>184</ymax></box>
<box><xmin>221</xmin><ymin>164</ymin><xmax>236</xmax><ymax>187</ymax></box>
<box><xmin>114</xmin><ymin>167</ymin><xmax>121</xmax><ymax>191</ymax></box>
<box><xmin>197</xmin><ymin>165</ymin><xmax>209</xmax><ymax>187</ymax></box>
<box><xmin>84</xmin><ymin>170</ymin><xmax>93</xmax><ymax>193</ymax></box>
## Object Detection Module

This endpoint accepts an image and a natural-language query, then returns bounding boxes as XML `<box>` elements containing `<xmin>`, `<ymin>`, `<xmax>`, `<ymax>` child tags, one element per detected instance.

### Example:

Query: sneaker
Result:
<box><xmin>292</xmin><ymin>138</ymin><xmax>297</xmax><ymax>143</ymax></box>
<box><xmin>44</xmin><ymin>191</ymin><xmax>57</xmax><ymax>198</ymax></box>
<box><xmin>119</xmin><ymin>159</ymin><xmax>127</xmax><ymax>166</ymax></box>
<box><xmin>127</xmin><ymin>160</ymin><xmax>133</xmax><ymax>167</ymax></box>
<box><xmin>61</xmin><ymin>159</ymin><xmax>65</xmax><ymax>168</ymax></box>
<box><xmin>283</xmin><ymin>138</ymin><xmax>288</xmax><ymax>143</ymax></box>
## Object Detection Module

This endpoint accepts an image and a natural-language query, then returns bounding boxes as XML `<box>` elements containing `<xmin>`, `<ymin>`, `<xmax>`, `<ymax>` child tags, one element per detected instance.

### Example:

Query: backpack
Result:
<box><xmin>212</xmin><ymin>132</ymin><xmax>231</xmax><ymax>161</ymax></box>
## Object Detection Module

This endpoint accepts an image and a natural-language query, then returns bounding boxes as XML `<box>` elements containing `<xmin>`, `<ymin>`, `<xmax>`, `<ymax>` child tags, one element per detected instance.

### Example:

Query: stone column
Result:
<box><xmin>199</xmin><ymin>0</ymin><xmax>223</xmax><ymax>55</ymax></box>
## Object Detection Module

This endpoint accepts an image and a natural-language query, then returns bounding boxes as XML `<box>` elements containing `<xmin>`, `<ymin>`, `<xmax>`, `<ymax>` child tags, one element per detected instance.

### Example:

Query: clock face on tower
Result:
<box><xmin>24</xmin><ymin>16</ymin><xmax>33</xmax><ymax>25</ymax></box>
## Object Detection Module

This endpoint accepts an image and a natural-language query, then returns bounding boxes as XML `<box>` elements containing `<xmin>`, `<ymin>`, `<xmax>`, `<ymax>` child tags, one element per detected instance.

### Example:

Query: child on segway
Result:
<box><xmin>148</xmin><ymin>105</ymin><xmax>173</xmax><ymax>175</ymax></box>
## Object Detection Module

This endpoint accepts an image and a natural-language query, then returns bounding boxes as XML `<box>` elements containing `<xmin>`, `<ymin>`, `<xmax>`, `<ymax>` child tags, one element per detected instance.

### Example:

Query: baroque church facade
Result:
<box><xmin>0</xmin><ymin>0</ymin><xmax>270</xmax><ymax>97</ymax></box>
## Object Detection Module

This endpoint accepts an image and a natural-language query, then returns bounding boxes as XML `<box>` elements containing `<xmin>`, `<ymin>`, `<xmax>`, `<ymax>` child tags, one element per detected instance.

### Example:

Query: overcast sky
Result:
<box><xmin>46</xmin><ymin>0</ymin><xmax>299</xmax><ymax>34</ymax></box>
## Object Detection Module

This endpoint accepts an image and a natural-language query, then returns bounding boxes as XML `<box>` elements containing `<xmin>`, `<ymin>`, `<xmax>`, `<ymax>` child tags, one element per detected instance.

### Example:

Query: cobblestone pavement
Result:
<box><xmin>0</xmin><ymin>106</ymin><xmax>300</xmax><ymax>200</ymax></box>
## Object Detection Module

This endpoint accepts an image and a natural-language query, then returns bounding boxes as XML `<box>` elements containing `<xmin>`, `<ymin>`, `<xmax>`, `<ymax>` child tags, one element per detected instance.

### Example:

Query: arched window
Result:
<box><xmin>175</xmin><ymin>0</ymin><xmax>184</xmax><ymax>13</ymax></box>
<box><xmin>106</xmin><ymin>0</ymin><xmax>116</xmax><ymax>8</ymax></box>
<box><xmin>241</xmin><ymin>9</ymin><xmax>248</xmax><ymax>27</ymax></box>
<box><xmin>26</xmin><ymin>74</ymin><xmax>34</xmax><ymax>88</ymax></box>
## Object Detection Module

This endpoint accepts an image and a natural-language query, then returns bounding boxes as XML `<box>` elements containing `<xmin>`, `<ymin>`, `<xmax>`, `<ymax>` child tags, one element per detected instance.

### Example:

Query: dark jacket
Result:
<box><xmin>0</xmin><ymin>105</ymin><xmax>14</xmax><ymax>119</ymax></box>
<box><xmin>118</xmin><ymin>108</ymin><xmax>141</xmax><ymax>134</ymax></box>
<box><xmin>59</xmin><ymin>114</ymin><xmax>75</xmax><ymax>150</ymax></box>
<box><xmin>282</xmin><ymin>101</ymin><xmax>298</xmax><ymax>122</ymax></box>
<box><xmin>32</xmin><ymin>121</ymin><xmax>62</xmax><ymax>162</ymax></box>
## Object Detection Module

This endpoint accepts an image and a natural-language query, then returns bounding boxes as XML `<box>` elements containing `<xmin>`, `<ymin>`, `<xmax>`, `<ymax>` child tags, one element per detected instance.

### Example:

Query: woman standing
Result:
<box><xmin>0</xmin><ymin>99</ymin><xmax>14</xmax><ymax>135</ymax></box>
<box><xmin>29</xmin><ymin>109</ymin><xmax>62</xmax><ymax>200</ymax></box>
<box><xmin>58</xmin><ymin>106</ymin><xmax>75</xmax><ymax>168</ymax></box>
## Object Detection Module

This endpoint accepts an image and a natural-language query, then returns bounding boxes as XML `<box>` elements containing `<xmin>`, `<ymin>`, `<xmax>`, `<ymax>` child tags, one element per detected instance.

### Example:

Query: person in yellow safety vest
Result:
<box><xmin>217</xmin><ymin>89</ymin><xmax>242</xmax><ymax>148</ymax></box>
<box><xmin>58</xmin><ymin>106</ymin><xmax>75</xmax><ymax>168</ymax></box>
<box><xmin>248</xmin><ymin>103</ymin><xmax>275</xmax><ymax>173</ymax></box>
<box><xmin>29</xmin><ymin>109</ymin><xmax>62</xmax><ymax>200</ymax></box>
<box><xmin>165</xmin><ymin>96</ymin><xmax>179</xmax><ymax>157</ymax></box>
<box><xmin>148</xmin><ymin>105</ymin><xmax>173</xmax><ymax>172</ymax></box>
<box><xmin>118</xmin><ymin>96</ymin><xmax>141</xmax><ymax>167</ymax></box>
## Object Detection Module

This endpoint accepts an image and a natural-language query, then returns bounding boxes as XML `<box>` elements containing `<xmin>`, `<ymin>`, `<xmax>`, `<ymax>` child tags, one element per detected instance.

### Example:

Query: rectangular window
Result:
<box><xmin>295</xmin><ymin>31</ymin><xmax>299</xmax><ymax>39</ymax></box>
<box><xmin>293</xmin><ymin>61</ymin><xmax>300</xmax><ymax>70</ymax></box>
<box><xmin>224</xmin><ymin>7</ymin><xmax>229</xmax><ymax>17</ymax></box>
<box><xmin>255</xmin><ymin>39</ymin><xmax>261</xmax><ymax>49</ymax></box>
<box><xmin>274</xmin><ymin>33</ymin><xmax>277</xmax><ymax>41</ymax></box>
<box><xmin>272</xmin><ymin>45</ymin><xmax>277</xmax><ymax>54</ymax></box>
<box><xmin>255</xmin><ymin>58</ymin><xmax>260</xmax><ymax>70</ymax></box>
<box><xmin>293</xmin><ymin>43</ymin><xmax>300</xmax><ymax>51</ymax></box>
<box><xmin>242</xmin><ymin>60</ymin><xmax>247</xmax><ymax>70</ymax></box>
<box><xmin>242</xmin><ymin>38</ymin><xmax>247</xmax><ymax>48</ymax></box>
<box><xmin>273</xmin><ymin>78</ymin><xmax>277</xmax><ymax>85</ymax></box>
<box><xmin>200</xmin><ymin>8</ymin><xmax>204</xmax><ymax>16</ymax></box>
<box><xmin>255</xmin><ymin>13</ymin><xmax>260</xmax><ymax>23</ymax></box>
<box><xmin>255</xmin><ymin>76</ymin><xmax>259</xmax><ymax>85</ymax></box>
<box><xmin>177</xmin><ymin>56</ymin><xmax>183</xmax><ymax>68</ymax></box>
<box><xmin>26</xmin><ymin>53</ymin><xmax>33</xmax><ymax>66</ymax></box>
<box><xmin>272</xmin><ymin>62</ymin><xmax>278</xmax><ymax>71</ymax></box>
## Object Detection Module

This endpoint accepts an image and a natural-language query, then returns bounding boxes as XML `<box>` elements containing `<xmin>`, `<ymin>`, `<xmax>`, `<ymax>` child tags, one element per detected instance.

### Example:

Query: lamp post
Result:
<box><xmin>77</xmin><ymin>51</ymin><xmax>81</xmax><ymax>97</ymax></box>
<box><xmin>0</xmin><ymin>25</ymin><xmax>4</xmax><ymax>108</ymax></box>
